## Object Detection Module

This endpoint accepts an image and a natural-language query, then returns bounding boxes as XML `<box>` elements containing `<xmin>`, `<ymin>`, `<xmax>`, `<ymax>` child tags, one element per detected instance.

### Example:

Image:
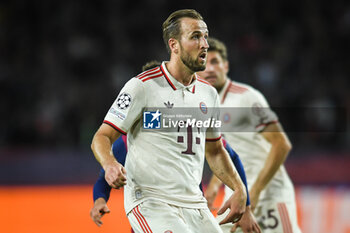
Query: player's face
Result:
<box><xmin>178</xmin><ymin>18</ymin><xmax>209</xmax><ymax>72</ymax></box>
<box><xmin>197</xmin><ymin>51</ymin><xmax>228</xmax><ymax>90</ymax></box>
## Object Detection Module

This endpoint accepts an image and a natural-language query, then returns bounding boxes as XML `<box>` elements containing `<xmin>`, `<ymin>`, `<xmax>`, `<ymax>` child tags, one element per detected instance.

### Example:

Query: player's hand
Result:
<box><xmin>231</xmin><ymin>205</ymin><xmax>261</xmax><ymax>233</ymax></box>
<box><xmin>104</xmin><ymin>161</ymin><xmax>127</xmax><ymax>189</ymax></box>
<box><xmin>217</xmin><ymin>189</ymin><xmax>246</xmax><ymax>225</ymax></box>
<box><xmin>90</xmin><ymin>198</ymin><xmax>110</xmax><ymax>227</ymax></box>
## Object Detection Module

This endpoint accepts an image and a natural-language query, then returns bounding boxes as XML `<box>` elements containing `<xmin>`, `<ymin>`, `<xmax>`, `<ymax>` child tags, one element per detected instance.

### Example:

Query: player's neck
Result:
<box><xmin>216</xmin><ymin>77</ymin><xmax>228</xmax><ymax>93</ymax></box>
<box><xmin>166</xmin><ymin>60</ymin><xmax>195</xmax><ymax>86</ymax></box>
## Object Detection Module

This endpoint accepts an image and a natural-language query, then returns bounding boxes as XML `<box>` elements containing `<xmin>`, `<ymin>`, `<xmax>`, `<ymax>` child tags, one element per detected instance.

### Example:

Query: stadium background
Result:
<box><xmin>0</xmin><ymin>0</ymin><xmax>349</xmax><ymax>232</ymax></box>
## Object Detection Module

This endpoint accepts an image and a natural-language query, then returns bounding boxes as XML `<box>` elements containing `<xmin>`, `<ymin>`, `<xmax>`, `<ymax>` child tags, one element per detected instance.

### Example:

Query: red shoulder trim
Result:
<box><xmin>141</xmin><ymin>73</ymin><xmax>163</xmax><ymax>82</ymax></box>
<box><xmin>136</xmin><ymin>67</ymin><xmax>160</xmax><ymax>78</ymax></box>
<box><xmin>228</xmin><ymin>83</ymin><xmax>248</xmax><ymax>94</ymax></box>
<box><xmin>138</xmin><ymin>68</ymin><xmax>161</xmax><ymax>80</ymax></box>
<box><xmin>141</xmin><ymin>72</ymin><xmax>163</xmax><ymax>82</ymax></box>
<box><xmin>197</xmin><ymin>77</ymin><xmax>211</xmax><ymax>85</ymax></box>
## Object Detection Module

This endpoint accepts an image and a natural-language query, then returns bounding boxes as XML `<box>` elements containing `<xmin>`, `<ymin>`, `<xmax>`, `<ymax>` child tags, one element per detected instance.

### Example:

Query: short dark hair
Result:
<box><xmin>162</xmin><ymin>9</ymin><xmax>203</xmax><ymax>54</ymax></box>
<box><xmin>207</xmin><ymin>37</ymin><xmax>228</xmax><ymax>61</ymax></box>
<box><xmin>142</xmin><ymin>60</ymin><xmax>161</xmax><ymax>72</ymax></box>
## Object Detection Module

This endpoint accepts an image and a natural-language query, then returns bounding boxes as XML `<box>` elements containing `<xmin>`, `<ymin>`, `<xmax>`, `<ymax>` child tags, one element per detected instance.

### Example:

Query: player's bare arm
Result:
<box><xmin>249</xmin><ymin>122</ymin><xmax>292</xmax><ymax>210</ymax></box>
<box><xmin>205</xmin><ymin>139</ymin><xmax>246</xmax><ymax>224</ymax></box>
<box><xmin>91</xmin><ymin>124</ymin><xmax>126</xmax><ymax>189</ymax></box>
<box><xmin>90</xmin><ymin>197</ymin><xmax>110</xmax><ymax>227</ymax></box>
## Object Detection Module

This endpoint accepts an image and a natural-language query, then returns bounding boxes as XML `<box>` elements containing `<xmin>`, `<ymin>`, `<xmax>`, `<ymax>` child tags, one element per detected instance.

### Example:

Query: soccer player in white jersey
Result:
<box><xmin>91</xmin><ymin>10</ymin><xmax>248</xmax><ymax>233</ymax></box>
<box><xmin>198</xmin><ymin>38</ymin><xmax>302</xmax><ymax>233</ymax></box>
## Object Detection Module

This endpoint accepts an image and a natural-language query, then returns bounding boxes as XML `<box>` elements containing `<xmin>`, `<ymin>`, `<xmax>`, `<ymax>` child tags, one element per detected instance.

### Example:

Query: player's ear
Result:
<box><xmin>169</xmin><ymin>38</ymin><xmax>179</xmax><ymax>54</ymax></box>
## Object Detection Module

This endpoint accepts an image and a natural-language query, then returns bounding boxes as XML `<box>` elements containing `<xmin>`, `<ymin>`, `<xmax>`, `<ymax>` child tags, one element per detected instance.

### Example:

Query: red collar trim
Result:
<box><xmin>221</xmin><ymin>81</ymin><xmax>232</xmax><ymax>104</ymax></box>
<box><xmin>160</xmin><ymin>65</ymin><xmax>177</xmax><ymax>90</ymax></box>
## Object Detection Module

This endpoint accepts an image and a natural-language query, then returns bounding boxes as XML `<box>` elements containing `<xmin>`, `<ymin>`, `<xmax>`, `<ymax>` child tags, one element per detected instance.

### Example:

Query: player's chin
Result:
<box><xmin>194</xmin><ymin>62</ymin><xmax>206</xmax><ymax>72</ymax></box>
<box><xmin>204</xmin><ymin>77</ymin><xmax>216</xmax><ymax>85</ymax></box>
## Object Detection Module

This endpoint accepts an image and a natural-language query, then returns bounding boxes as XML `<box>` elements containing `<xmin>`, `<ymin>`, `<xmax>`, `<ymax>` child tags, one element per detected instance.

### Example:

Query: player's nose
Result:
<box><xmin>200</xmin><ymin>37</ymin><xmax>209</xmax><ymax>49</ymax></box>
<box><xmin>205</xmin><ymin>62</ymin><xmax>214</xmax><ymax>72</ymax></box>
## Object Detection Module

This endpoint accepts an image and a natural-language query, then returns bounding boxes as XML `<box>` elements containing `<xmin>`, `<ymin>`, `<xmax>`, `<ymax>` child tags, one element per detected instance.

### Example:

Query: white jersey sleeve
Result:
<box><xmin>104</xmin><ymin>78</ymin><xmax>145</xmax><ymax>134</ymax></box>
<box><xmin>247</xmin><ymin>88</ymin><xmax>278</xmax><ymax>132</ymax></box>
<box><xmin>206</xmin><ymin>92</ymin><xmax>222</xmax><ymax>140</ymax></box>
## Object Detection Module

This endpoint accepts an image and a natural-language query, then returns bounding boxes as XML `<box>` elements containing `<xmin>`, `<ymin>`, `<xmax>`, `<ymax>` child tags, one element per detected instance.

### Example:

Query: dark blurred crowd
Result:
<box><xmin>0</xmin><ymin>0</ymin><xmax>349</xmax><ymax>153</ymax></box>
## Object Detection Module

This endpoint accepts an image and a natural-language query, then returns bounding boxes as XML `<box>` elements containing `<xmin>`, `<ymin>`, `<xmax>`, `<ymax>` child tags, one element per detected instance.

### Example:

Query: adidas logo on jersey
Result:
<box><xmin>164</xmin><ymin>101</ymin><xmax>174</xmax><ymax>108</ymax></box>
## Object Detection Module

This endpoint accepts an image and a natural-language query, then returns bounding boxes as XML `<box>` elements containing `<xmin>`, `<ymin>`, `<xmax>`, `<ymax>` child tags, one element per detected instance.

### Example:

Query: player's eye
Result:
<box><xmin>211</xmin><ymin>59</ymin><xmax>219</xmax><ymax>65</ymax></box>
<box><xmin>192</xmin><ymin>34</ymin><xmax>200</xmax><ymax>39</ymax></box>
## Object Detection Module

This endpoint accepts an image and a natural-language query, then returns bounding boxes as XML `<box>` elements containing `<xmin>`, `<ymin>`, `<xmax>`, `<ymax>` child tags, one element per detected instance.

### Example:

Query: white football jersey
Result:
<box><xmin>104</xmin><ymin>62</ymin><xmax>222</xmax><ymax>214</ymax></box>
<box><xmin>219</xmin><ymin>79</ymin><xmax>294</xmax><ymax>203</ymax></box>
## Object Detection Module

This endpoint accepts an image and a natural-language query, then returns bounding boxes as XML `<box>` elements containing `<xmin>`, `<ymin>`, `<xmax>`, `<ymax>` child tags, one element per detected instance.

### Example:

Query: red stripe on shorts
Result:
<box><xmin>132</xmin><ymin>208</ymin><xmax>149</xmax><ymax>233</ymax></box>
<box><xmin>278</xmin><ymin>203</ymin><xmax>293</xmax><ymax>233</ymax></box>
<box><xmin>136</xmin><ymin>206</ymin><xmax>153</xmax><ymax>233</ymax></box>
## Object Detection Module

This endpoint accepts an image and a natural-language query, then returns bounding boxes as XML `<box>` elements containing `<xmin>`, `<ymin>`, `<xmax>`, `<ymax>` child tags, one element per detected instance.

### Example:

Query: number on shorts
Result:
<box><xmin>259</xmin><ymin>208</ymin><xmax>279</xmax><ymax>230</ymax></box>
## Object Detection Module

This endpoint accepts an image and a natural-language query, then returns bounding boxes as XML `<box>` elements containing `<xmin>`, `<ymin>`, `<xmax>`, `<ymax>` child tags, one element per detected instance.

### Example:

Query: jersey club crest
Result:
<box><xmin>199</xmin><ymin>102</ymin><xmax>207</xmax><ymax>114</ymax></box>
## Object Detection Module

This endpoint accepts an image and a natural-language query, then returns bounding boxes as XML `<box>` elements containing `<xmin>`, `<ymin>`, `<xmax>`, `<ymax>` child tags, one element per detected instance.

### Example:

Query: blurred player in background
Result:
<box><xmin>91</xmin><ymin>9</ymin><xmax>248</xmax><ymax>232</ymax></box>
<box><xmin>199</xmin><ymin>37</ymin><xmax>302</xmax><ymax>233</ymax></box>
